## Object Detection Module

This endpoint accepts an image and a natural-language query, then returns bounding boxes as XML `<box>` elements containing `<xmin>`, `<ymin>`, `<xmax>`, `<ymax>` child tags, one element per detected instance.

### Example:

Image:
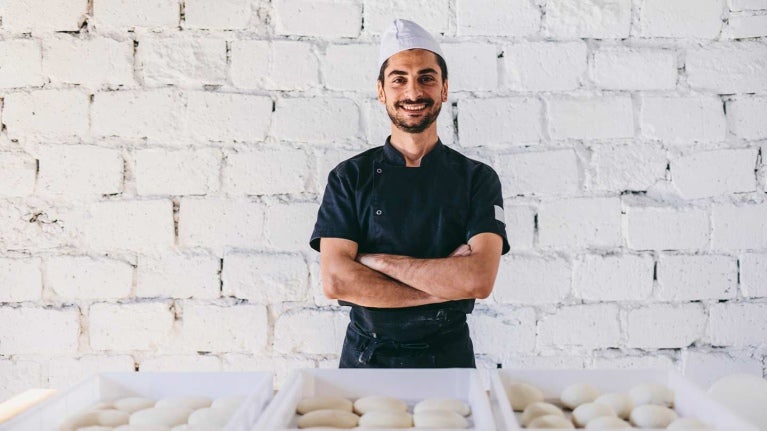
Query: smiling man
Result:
<box><xmin>310</xmin><ymin>19</ymin><xmax>510</xmax><ymax>368</ymax></box>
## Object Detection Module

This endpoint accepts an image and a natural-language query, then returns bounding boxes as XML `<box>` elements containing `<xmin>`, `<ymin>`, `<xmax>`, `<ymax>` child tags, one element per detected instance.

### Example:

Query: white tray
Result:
<box><xmin>254</xmin><ymin>368</ymin><xmax>495</xmax><ymax>430</ymax></box>
<box><xmin>2</xmin><ymin>372</ymin><xmax>273</xmax><ymax>431</ymax></box>
<box><xmin>489</xmin><ymin>369</ymin><xmax>758</xmax><ymax>431</ymax></box>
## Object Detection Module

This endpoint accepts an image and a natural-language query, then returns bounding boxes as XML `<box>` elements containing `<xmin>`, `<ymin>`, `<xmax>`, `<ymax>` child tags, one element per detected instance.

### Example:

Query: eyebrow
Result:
<box><xmin>387</xmin><ymin>68</ymin><xmax>440</xmax><ymax>77</ymax></box>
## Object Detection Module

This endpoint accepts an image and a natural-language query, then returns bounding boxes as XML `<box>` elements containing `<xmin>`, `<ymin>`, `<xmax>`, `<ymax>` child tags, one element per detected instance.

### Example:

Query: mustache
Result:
<box><xmin>396</xmin><ymin>98</ymin><xmax>434</xmax><ymax>108</ymax></box>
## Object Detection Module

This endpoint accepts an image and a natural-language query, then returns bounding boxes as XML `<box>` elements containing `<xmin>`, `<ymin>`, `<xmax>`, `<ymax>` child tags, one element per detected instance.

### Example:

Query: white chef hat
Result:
<box><xmin>378</xmin><ymin>19</ymin><xmax>444</xmax><ymax>70</ymax></box>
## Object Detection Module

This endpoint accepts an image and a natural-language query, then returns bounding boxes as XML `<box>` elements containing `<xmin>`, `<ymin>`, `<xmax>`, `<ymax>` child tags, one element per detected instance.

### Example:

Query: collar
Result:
<box><xmin>383</xmin><ymin>136</ymin><xmax>445</xmax><ymax>167</ymax></box>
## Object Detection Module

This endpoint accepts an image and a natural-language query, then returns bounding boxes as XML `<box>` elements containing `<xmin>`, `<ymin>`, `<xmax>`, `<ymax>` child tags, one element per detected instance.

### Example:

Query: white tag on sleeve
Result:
<box><xmin>494</xmin><ymin>205</ymin><xmax>505</xmax><ymax>224</ymax></box>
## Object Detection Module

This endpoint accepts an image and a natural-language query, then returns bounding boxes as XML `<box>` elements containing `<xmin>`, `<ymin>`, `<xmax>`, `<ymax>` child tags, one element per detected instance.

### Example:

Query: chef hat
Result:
<box><xmin>378</xmin><ymin>19</ymin><xmax>444</xmax><ymax>70</ymax></box>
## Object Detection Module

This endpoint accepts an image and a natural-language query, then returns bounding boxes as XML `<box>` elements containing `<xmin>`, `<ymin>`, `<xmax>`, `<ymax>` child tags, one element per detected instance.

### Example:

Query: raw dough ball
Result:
<box><xmin>210</xmin><ymin>396</ymin><xmax>245</xmax><ymax>412</ymax></box>
<box><xmin>129</xmin><ymin>407</ymin><xmax>193</xmax><ymax>427</ymax></box>
<box><xmin>187</xmin><ymin>407</ymin><xmax>229</xmax><ymax>426</ymax></box>
<box><xmin>114</xmin><ymin>397</ymin><xmax>156</xmax><ymax>414</ymax></box>
<box><xmin>594</xmin><ymin>393</ymin><xmax>634</xmax><ymax>419</ymax></box>
<box><xmin>561</xmin><ymin>383</ymin><xmax>600</xmax><ymax>410</ymax></box>
<box><xmin>585</xmin><ymin>416</ymin><xmax>632</xmax><ymax>429</ymax></box>
<box><xmin>60</xmin><ymin>411</ymin><xmax>101</xmax><ymax>431</ymax></box>
<box><xmin>629</xmin><ymin>382</ymin><xmax>674</xmax><ymax>408</ymax></box>
<box><xmin>359</xmin><ymin>410</ymin><xmax>413</xmax><ymax>428</ymax></box>
<box><xmin>667</xmin><ymin>418</ymin><xmax>709</xmax><ymax>429</ymax></box>
<box><xmin>572</xmin><ymin>402</ymin><xmax>616</xmax><ymax>427</ymax></box>
<box><xmin>114</xmin><ymin>426</ymin><xmax>171</xmax><ymax>431</ymax></box>
<box><xmin>353</xmin><ymin>396</ymin><xmax>407</xmax><ymax>414</ymax></box>
<box><xmin>155</xmin><ymin>397</ymin><xmax>211</xmax><ymax>411</ymax></box>
<box><xmin>413</xmin><ymin>410</ymin><xmax>468</xmax><ymax>429</ymax></box>
<box><xmin>527</xmin><ymin>414</ymin><xmax>575</xmax><ymax>429</ymax></box>
<box><xmin>77</xmin><ymin>427</ymin><xmax>113</xmax><ymax>431</ymax></box>
<box><xmin>521</xmin><ymin>402</ymin><xmax>565</xmax><ymax>427</ymax></box>
<box><xmin>414</xmin><ymin>398</ymin><xmax>471</xmax><ymax>416</ymax></box>
<box><xmin>630</xmin><ymin>404</ymin><xmax>678</xmax><ymax>428</ymax></box>
<box><xmin>507</xmin><ymin>382</ymin><xmax>544</xmax><ymax>411</ymax></box>
<box><xmin>296</xmin><ymin>409</ymin><xmax>359</xmax><ymax>429</ymax></box>
<box><xmin>296</xmin><ymin>396</ymin><xmax>353</xmax><ymax>414</ymax></box>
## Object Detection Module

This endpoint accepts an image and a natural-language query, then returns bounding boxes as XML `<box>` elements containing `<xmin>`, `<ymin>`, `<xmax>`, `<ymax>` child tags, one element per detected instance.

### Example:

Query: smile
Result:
<box><xmin>400</xmin><ymin>103</ymin><xmax>428</xmax><ymax>112</ymax></box>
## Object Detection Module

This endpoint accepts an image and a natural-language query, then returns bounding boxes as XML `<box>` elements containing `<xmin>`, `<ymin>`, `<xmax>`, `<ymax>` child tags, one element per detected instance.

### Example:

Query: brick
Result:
<box><xmin>503</xmin><ymin>204</ymin><xmax>535</xmax><ymax>250</ymax></box>
<box><xmin>47</xmin><ymin>355</ymin><xmax>134</xmax><ymax>389</ymax></box>
<box><xmin>135</xmin><ymin>148</ymin><xmax>219</xmax><ymax>196</ymax></box>
<box><xmin>591</xmin><ymin>354</ymin><xmax>675</xmax><ymax>370</ymax></box>
<box><xmin>316</xmin><ymin>148</ymin><xmax>364</xmax><ymax>193</ymax></box>
<box><xmin>187</xmin><ymin>92</ymin><xmax>272</xmax><ymax>142</ymax></box>
<box><xmin>538</xmin><ymin>197</ymin><xmax>622</xmax><ymax>248</ymax></box>
<box><xmin>323</xmin><ymin>44</ymin><xmax>378</xmax><ymax>92</ymax></box>
<box><xmin>92</xmin><ymin>89</ymin><xmax>186</xmax><ymax>141</ymax></box>
<box><xmin>548</xmin><ymin>96</ymin><xmax>633</xmax><ymax>140</ymax></box>
<box><xmin>457</xmin><ymin>0</ymin><xmax>539</xmax><ymax>36</ymax></box>
<box><xmin>468</xmin><ymin>307</ymin><xmax>536</xmax><ymax>357</ymax></box>
<box><xmin>232</xmin><ymin>41</ymin><xmax>320</xmax><ymax>91</ymax></box>
<box><xmin>184</xmin><ymin>0</ymin><xmax>251</xmax><ymax>29</ymax></box>
<box><xmin>34</xmin><ymin>144</ymin><xmax>124</xmax><ymax>199</ymax></box>
<box><xmin>4</xmin><ymin>90</ymin><xmax>89</xmax><ymax>140</ymax></box>
<box><xmin>731</xmin><ymin>0</ymin><xmax>767</xmax><ymax>10</ymax></box>
<box><xmin>493</xmin><ymin>254</ymin><xmax>571</xmax><ymax>304</ymax></box>
<box><xmin>366</xmin><ymin>99</ymin><xmax>453</xmax><ymax>147</ymax></box>
<box><xmin>45</xmin><ymin>256</ymin><xmax>133</xmax><ymax>301</ymax></box>
<box><xmin>0</xmin><ymin>257</ymin><xmax>41</xmax><ymax>302</ymax></box>
<box><xmin>641</xmin><ymin>96</ymin><xmax>726</xmax><ymax>143</ymax></box>
<box><xmin>139</xmin><ymin>355</ymin><xmax>221</xmax><ymax>371</ymax></box>
<box><xmin>223</xmin><ymin>147</ymin><xmax>309</xmax><ymax>195</ymax></box>
<box><xmin>222</xmin><ymin>354</ymin><xmax>315</xmax><ymax>389</ymax></box>
<box><xmin>222</xmin><ymin>252</ymin><xmax>309</xmax><ymax>303</ymax></box>
<box><xmin>363</xmin><ymin>0</ymin><xmax>449</xmax><ymax>35</ymax></box>
<box><xmin>624</xmin><ymin>205</ymin><xmax>709</xmax><ymax>250</ymax></box>
<box><xmin>0</xmin><ymin>0</ymin><xmax>87</xmax><ymax>32</ymax></box>
<box><xmin>592</xmin><ymin>48</ymin><xmax>676</xmax><ymax>90</ymax></box>
<box><xmin>274</xmin><ymin>0</ymin><xmax>362</xmax><ymax>37</ymax></box>
<box><xmin>671</xmin><ymin>148</ymin><xmax>757</xmax><ymax>199</ymax></box>
<box><xmin>687</xmin><ymin>42</ymin><xmax>767</xmax><ymax>93</ymax></box>
<box><xmin>137</xmin><ymin>35</ymin><xmax>226</xmax><ymax>86</ymax></box>
<box><xmin>0</xmin><ymin>40</ymin><xmax>43</xmax><ymax>88</ymax></box>
<box><xmin>264</xmin><ymin>202</ymin><xmax>319</xmax><ymax>252</ymax></box>
<box><xmin>500</xmin><ymin>355</ymin><xmax>587</xmax><ymax>369</ymax></box>
<box><xmin>712</xmin><ymin>203</ymin><xmax>767</xmax><ymax>250</ymax></box>
<box><xmin>136</xmin><ymin>253</ymin><xmax>220</xmax><ymax>299</ymax></box>
<box><xmin>43</xmin><ymin>37</ymin><xmax>133</xmax><ymax>88</ymax></box>
<box><xmin>178</xmin><ymin>198</ymin><xmax>265</xmax><ymax>254</ymax></box>
<box><xmin>93</xmin><ymin>0</ymin><xmax>179</xmax><ymax>29</ymax></box>
<box><xmin>458</xmin><ymin>98</ymin><xmax>542</xmax><ymax>147</ymax></box>
<box><xmin>639</xmin><ymin>0</ymin><xmax>724</xmax><ymax>38</ymax></box>
<box><xmin>723</xmin><ymin>13</ymin><xmax>767</xmax><ymax>38</ymax></box>
<box><xmin>274</xmin><ymin>309</ymin><xmax>347</xmax><ymax>354</ymax></box>
<box><xmin>498</xmin><ymin>149</ymin><xmax>580</xmax><ymax>196</ymax></box>
<box><xmin>504</xmin><ymin>42</ymin><xmax>587</xmax><ymax>91</ymax></box>
<box><xmin>73</xmin><ymin>200</ymin><xmax>174</xmax><ymax>252</ymax></box>
<box><xmin>728</xmin><ymin>96</ymin><xmax>767</xmax><ymax>140</ymax></box>
<box><xmin>538</xmin><ymin>304</ymin><xmax>621</xmax><ymax>349</ymax></box>
<box><xmin>272</xmin><ymin>98</ymin><xmax>359</xmax><ymax>143</ymax></box>
<box><xmin>546</xmin><ymin>0</ymin><xmax>631</xmax><ymax>38</ymax></box>
<box><xmin>0</xmin><ymin>201</ymin><xmax>73</xmax><ymax>251</ymax></box>
<box><xmin>441</xmin><ymin>43</ymin><xmax>498</xmax><ymax>92</ymax></box>
<box><xmin>740</xmin><ymin>253</ymin><xmax>767</xmax><ymax>298</ymax></box>
<box><xmin>589</xmin><ymin>143</ymin><xmax>667</xmax><ymax>192</ymax></box>
<box><xmin>0</xmin><ymin>360</ymin><xmax>42</xmax><ymax>403</ymax></box>
<box><xmin>89</xmin><ymin>302</ymin><xmax>174</xmax><ymax>351</ymax></box>
<box><xmin>627</xmin><ymin>303</ymin><xmax>706</xmax><ymax>348</ymax></box>
<box><xmin>657</xmin><ymin>254</ymin><xmax>737</xmax><ymax>301</ymax></box>
<box><xmin>0</xmin><ymin>306</ymin><xmax>79</xmax><ymax>354</ymax></box>
<box><xmin>682</xmin><ymin>350</ymin><xmax>763</xmax><ymax>389</ymax></box>
<box><xmin>710</xmin><ymin>302</ymin><xmax>767</xmax><ymax>347</ymax></box>
<box><xmin>574</xmin><ymin>254</ymin><xmax>654</xmax><ymax>301</ymax></box>
<box><xmin>0</xmin><ymin>152</ymin><xmax>36</xmax><ymax>197</ymax></box>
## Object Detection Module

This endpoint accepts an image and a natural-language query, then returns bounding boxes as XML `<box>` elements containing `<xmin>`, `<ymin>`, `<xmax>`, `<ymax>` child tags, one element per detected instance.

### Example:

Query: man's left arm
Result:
<box><xmin>357</xmin><ymin>232</ymin><xmax>503</xmax><ymax>300</ymax></box>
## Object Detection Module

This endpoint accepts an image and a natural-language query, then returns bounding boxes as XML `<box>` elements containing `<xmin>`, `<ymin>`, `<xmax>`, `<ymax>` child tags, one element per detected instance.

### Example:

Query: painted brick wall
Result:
<box><xmin>1</xmin><ymin>0</ymin><xmax>766</xmax><ymax>400</ymax></box>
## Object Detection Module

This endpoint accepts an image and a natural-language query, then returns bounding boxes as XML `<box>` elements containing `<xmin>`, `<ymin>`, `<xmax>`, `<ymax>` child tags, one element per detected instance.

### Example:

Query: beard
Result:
<box><xmin>386</xmin><ymin>97</ymin><xmax>442</xmax><ymax>134</ymax></box>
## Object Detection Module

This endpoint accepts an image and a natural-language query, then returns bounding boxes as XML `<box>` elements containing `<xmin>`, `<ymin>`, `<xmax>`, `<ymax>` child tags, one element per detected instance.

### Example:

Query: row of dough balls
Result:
<box><xmin>507</xmin><ymin>381</ymin><xmax>709</xmax><ymax>429</ymax></box>
<box><xmin>295</xmin><ymin>396</ymin><xmax>471</xmax><ymax>429</ymax></box>
<box><xmin>59</xmin><ymin>395</ymin><xmax>245</xmax><ymax>431</ymax></box>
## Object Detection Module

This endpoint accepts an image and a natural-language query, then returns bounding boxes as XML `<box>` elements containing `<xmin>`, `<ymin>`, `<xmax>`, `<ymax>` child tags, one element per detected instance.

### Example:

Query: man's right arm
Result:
<box><xmin>320</xmin><ymin>237</ymin><xmax>447</xmax><ymax>308</ymax></box>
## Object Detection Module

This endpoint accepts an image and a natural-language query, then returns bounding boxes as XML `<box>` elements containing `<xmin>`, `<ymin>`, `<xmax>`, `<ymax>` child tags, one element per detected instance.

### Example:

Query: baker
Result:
<box><xmin>310</xmin><ymin>18</ymin><xmax>510</xmax><ymax>368</ymax></box>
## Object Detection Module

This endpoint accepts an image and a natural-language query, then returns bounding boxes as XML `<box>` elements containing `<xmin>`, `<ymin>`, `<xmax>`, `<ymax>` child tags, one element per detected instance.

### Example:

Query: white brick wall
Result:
<box><xmin>640</xmin><ymin>96</ymin><xmax>726</xmax><ymax>143</ymax></box>
<box><xmin>34</xmin><ymin>144</ymin><xmax>124</xmax><ymax>199</ymax></box>
<box><xmin>740</xmin><ymin>253</ymin><xmax>767</xmax><ymax>298</ymax></box>
<box><xmin>4</xmin><ymin>90</ymin><xmax>89</xmax><ymax>139</ymax></box>
<box><xmin>0</xmin><ymin>307</ymin><xmax>80</xmax><ymax>355</ymax></box>
<box><xmin>136</xmin><ymin>253</ymin><xmax>220</xmax><ymax>299</ymax></box>
<box><xmin>222</xmin><ymin>252</ymin><xmax>309</xmax><ymax>303</ymax></box>
<box><xmin>548</xmin><ymin>96</ymin><xmax>633</xmax><ymax>140</ymax></box>
<box><xmin>45</xmin><ymin>256</ymin><xmax>133</xmax><ymax>301</ymax></box>
<box><xmin>43</xmin><ymin>37</ymin><xmax>134</xmax><ymax>88</ymax></box>
<box><xmin>709</xmin><ymin>302</ymin><xmax>767</xmax><ymax>347</ymax></box>
<box><xmin>727</xmin><ymin>96</ymin><xmax>767</xmax><ymax>139</ymax></box>
<box><xmin>638</xmin><ymin>0</ymin><xmax>724</xmax><ymax>38</ymax></box>
<box><xmin>0</xmin><ymin>152</ymin><xmax>36</xmax><ymax>197</ymax></box>
<box><xmin>656</xmin><ymin>254</ymin><xmax>737</xmax><ymax>301</ymax></box>
<box><xmin>591</xmin><ymin>48</ymin><xmax>677</xmax><ymax>90</ymax></box>
<box><xmin>686</xmin><ymin>42</ymin><xmax>767</xmax><ymax>93</ymax></box>
<box><xmin>538</xmin><ymin>198</ymin><xmax>622</xmax><ymax>248</ymax></box>
<box><xmin>538</xmin><ymin>304</ymin><xmax>621</xmax><ymax>350</ymax></box>
<box><xmin>0</xmin><ymin>40</ymin><xmax>44</xmax><ymax>89</ymax></box>
<box><xmin>503</xmin><ymin>42</ymin><xmax>587</xmax><ymax>91</ymax></box>
<box><xmin>573</xmin><ymin>254</ymin><xmax>654</xmax><ymax>301</ymax></box>
<box><xmin>545</xmin><ymin>0</ymin><xmax>631</xmax><ymax>39</ymax></box>
<box><xmin>493</xmin><ymin>254</ymin><xmax>572</xmax><ymax>304</ymax></box>
<box><xmin>498</xmin><ymin>149</ymin><xmax>580</xmax><ymax>196</ymax></box>
<box><xmin>0</xmin><ymin>257</ymin><xmax>41</xmax><ymax>302</ymax></box>
<box><xmin>184</xmin><ymin>0</ymin><xmax>252</xmax><ymax>30</ymax></box>
<box><xmin>624</xmin><ymin>204</ymin><xmax>710</xmax><ymax>250</ymax></box>
<box><xmin>626</xmin><ymin>303</ymin><xmax>707</xmax><ymax>349</ymax></box>
<box><xmin>89</xmin><ymin>302</ymin><xmax>174</xmax><ymax>351</ymax></box>
<box><xmin>671</xmin><ymin>148</ymin><xmax>757</xmax><ymax>199</ymax></box>
<box><xmin>179</xmin><ymin>302</ymin><xmax>268</xmax><ymax>353</ymax></box>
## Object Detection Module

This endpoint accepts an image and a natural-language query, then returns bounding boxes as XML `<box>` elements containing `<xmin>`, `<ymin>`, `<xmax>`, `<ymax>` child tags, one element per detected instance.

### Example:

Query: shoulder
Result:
<box><xmin>330</xmin><ymin>146</ymin><xmax>383</xmax><ymax>176</ymax></box>
<box><xmin>442</xmin><ymin>145</ymin><xmax>500</xmax><ymax>180</ymax></box>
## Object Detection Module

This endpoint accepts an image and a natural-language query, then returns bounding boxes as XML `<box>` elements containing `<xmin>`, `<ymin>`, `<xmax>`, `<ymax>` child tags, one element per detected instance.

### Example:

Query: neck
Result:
<box><xmin>389</xmin><ymin>124</ymin><xmax>439</xmax><ymax>167</ymax></box>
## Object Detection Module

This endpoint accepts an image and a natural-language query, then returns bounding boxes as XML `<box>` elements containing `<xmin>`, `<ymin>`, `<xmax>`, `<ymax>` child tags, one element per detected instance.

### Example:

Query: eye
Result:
<box><xmin>420</xmin><ymin>75</ymin><xmax>436</xmax><ymax>83</ymax></box>
<box><xmin>391</xmin><ymin>77</ymin><xmax>405</xmax><ymax>84</ymax></box>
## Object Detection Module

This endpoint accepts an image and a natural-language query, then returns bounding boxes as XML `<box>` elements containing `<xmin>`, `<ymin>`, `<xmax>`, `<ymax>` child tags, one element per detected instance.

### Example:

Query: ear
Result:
<box><xmin>441</xmin><ymin>79</ymin><xmax>448</xmax><ymax>102</ymax></box>
<box><xmin>377</xmin><ymin>80</ymin><xmax>386</xmax><ymax>104</ymax></box>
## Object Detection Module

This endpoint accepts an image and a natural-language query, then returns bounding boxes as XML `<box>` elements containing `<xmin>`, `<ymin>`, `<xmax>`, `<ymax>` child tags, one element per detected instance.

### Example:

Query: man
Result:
<box><xmin>310</xmin><ymin>19</ymin><xmax>510</xmax><ymax>368</ymax></box>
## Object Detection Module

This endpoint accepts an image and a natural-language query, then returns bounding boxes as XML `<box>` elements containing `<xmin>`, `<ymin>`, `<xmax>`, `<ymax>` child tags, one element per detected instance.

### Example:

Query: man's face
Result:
<box><xmin>377</xmin><ymin>49</ymin><xmax>448</xmax><ymax>134</ymax></box>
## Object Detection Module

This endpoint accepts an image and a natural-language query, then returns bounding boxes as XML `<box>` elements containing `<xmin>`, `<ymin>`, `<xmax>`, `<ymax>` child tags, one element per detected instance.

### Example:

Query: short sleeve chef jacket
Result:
<box><xmin>310</xmin><ymin>138</ymin><xmax>510</xmax><ymax>312</ymax></box>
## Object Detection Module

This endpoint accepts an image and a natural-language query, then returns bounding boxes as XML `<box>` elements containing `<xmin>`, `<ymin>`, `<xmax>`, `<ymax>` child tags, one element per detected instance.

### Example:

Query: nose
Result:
<box><xmin>403</xmin><ymin>79</ymin><xmax>424</xmax><ymax>101</ymax></box>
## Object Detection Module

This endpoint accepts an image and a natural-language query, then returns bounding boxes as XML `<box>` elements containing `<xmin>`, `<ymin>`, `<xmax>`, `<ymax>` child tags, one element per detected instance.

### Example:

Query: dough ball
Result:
<box><xmin>521</xmin><ymin>402</ymin><xmax>565</xmax><ymax>427</ymax></box>
<box><xmin>296</xmin><ymin>396</ymin><xmax>353</xmax><ymax>414</ymax></box>
<box><xmin>667</xmin><ymin>418</ymin><xmax>709</xmax><ymax>429</ymax></box>
<box><xmin>187</xmin><ymin>407</ymin><xmax>229</xmax><ymax>426</ymax></box>
<box><xmin>210</xmin><ymin>396</ymin><xmax>245</xmax><ymax>412</ymax></box>
<box><xmin>359</xmin><ymin>410</ymin><xmax>413</xmax><ymax>428</ymax></box>
<box><xmin>507</xmin><ymin>382</ymin><xmax>544</xmax><ymax>411</ymax></box>
<box><xmin>76</xmin><ymin>427</ymin><xmax>113</xmax><ymax>431</ymax></box>
<box><xmin>594</xmin><ymin>393</ymin><xmax>633</xmax><ymax>419</ymax></box>
<box><xmin>414</xmin><ymin>398</ymin><xmax>471</xmax><ymax>416</ymax></box>
<box><xmin>629</xmin><ymin>382</ymin><xmax>674</xmax><ymax>408</ymax></box>
<box><xmin>296</xmin><ymin>409</ymin><xmax>359</xmax><ymax>429</ymax></box>
<box><xmin>353</xmin><ymin>396</ymin><xmax>407</xmax><ymax>415</ymax></box>
<box><xmin>114</xmin><ymin>426</ymin><xmax>171</xmax><ymax>431</ymax></box>
<box><xmin>129</xmin><ymin>407</ymin><xmax>193</xmax><ymax>427</ymax></box>
<box><xmin>113</xmin><ymin>397</ymin><xmax>156</xmax><ymax>414</ymax></box>
<box><xmin>155</xmin><ymin>397</ymin><xmax>211</xmax><ymax>411</ymax></box>
<box><xmin>572</xmin><ymin>402</ymin><xmax>616</xmax><ymax>428</ymax></box>
<box><xmin>560</xmin><ymin>383</ymin><xmax>600</xmax><ymax>410</ymax></box>
<box><xmin>413</xmin><ymin>410</ymin><xmax>468</xmax><ymax>429</ymax></box>
<box><xmin>527</xmin><ymin>414</ymin><xmax>575</xmax><ymax>429</ymax></box>
<box><xmin>584</xmin><ymin>416</ymin><xmax>632</xmax><ymax>429</ymax></box>
<box><xmin>629</xmin><ymin>404</ymin><xmax>678</xmax><ymax>428</ymax></box>
<box><xmin>61</xmin><ymin>410</ymin><xmax>130</xmax><ymax>431</ymax></box>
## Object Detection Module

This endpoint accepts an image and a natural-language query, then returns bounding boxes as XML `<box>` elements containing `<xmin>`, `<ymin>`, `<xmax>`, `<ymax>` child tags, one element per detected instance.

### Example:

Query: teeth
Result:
<box><xmin>401</xmin><ymin>104</ymin><xmax>426</xmax><ymax>111</ymax></box>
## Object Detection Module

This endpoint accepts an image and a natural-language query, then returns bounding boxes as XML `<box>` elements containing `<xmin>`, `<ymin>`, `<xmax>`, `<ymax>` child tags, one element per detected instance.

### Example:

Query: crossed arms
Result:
<box><xmin>319</xmin><ymin>233</ymin><xmax>503</xmax><ymax>308</ymax></box>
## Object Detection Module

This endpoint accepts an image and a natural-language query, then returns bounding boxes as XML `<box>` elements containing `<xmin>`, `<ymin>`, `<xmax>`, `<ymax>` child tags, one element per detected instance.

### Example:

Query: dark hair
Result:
<box><xmin>377</xmin><ymin>51</ymin><xmax>448</xmax><ymax>84</ymax></box>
